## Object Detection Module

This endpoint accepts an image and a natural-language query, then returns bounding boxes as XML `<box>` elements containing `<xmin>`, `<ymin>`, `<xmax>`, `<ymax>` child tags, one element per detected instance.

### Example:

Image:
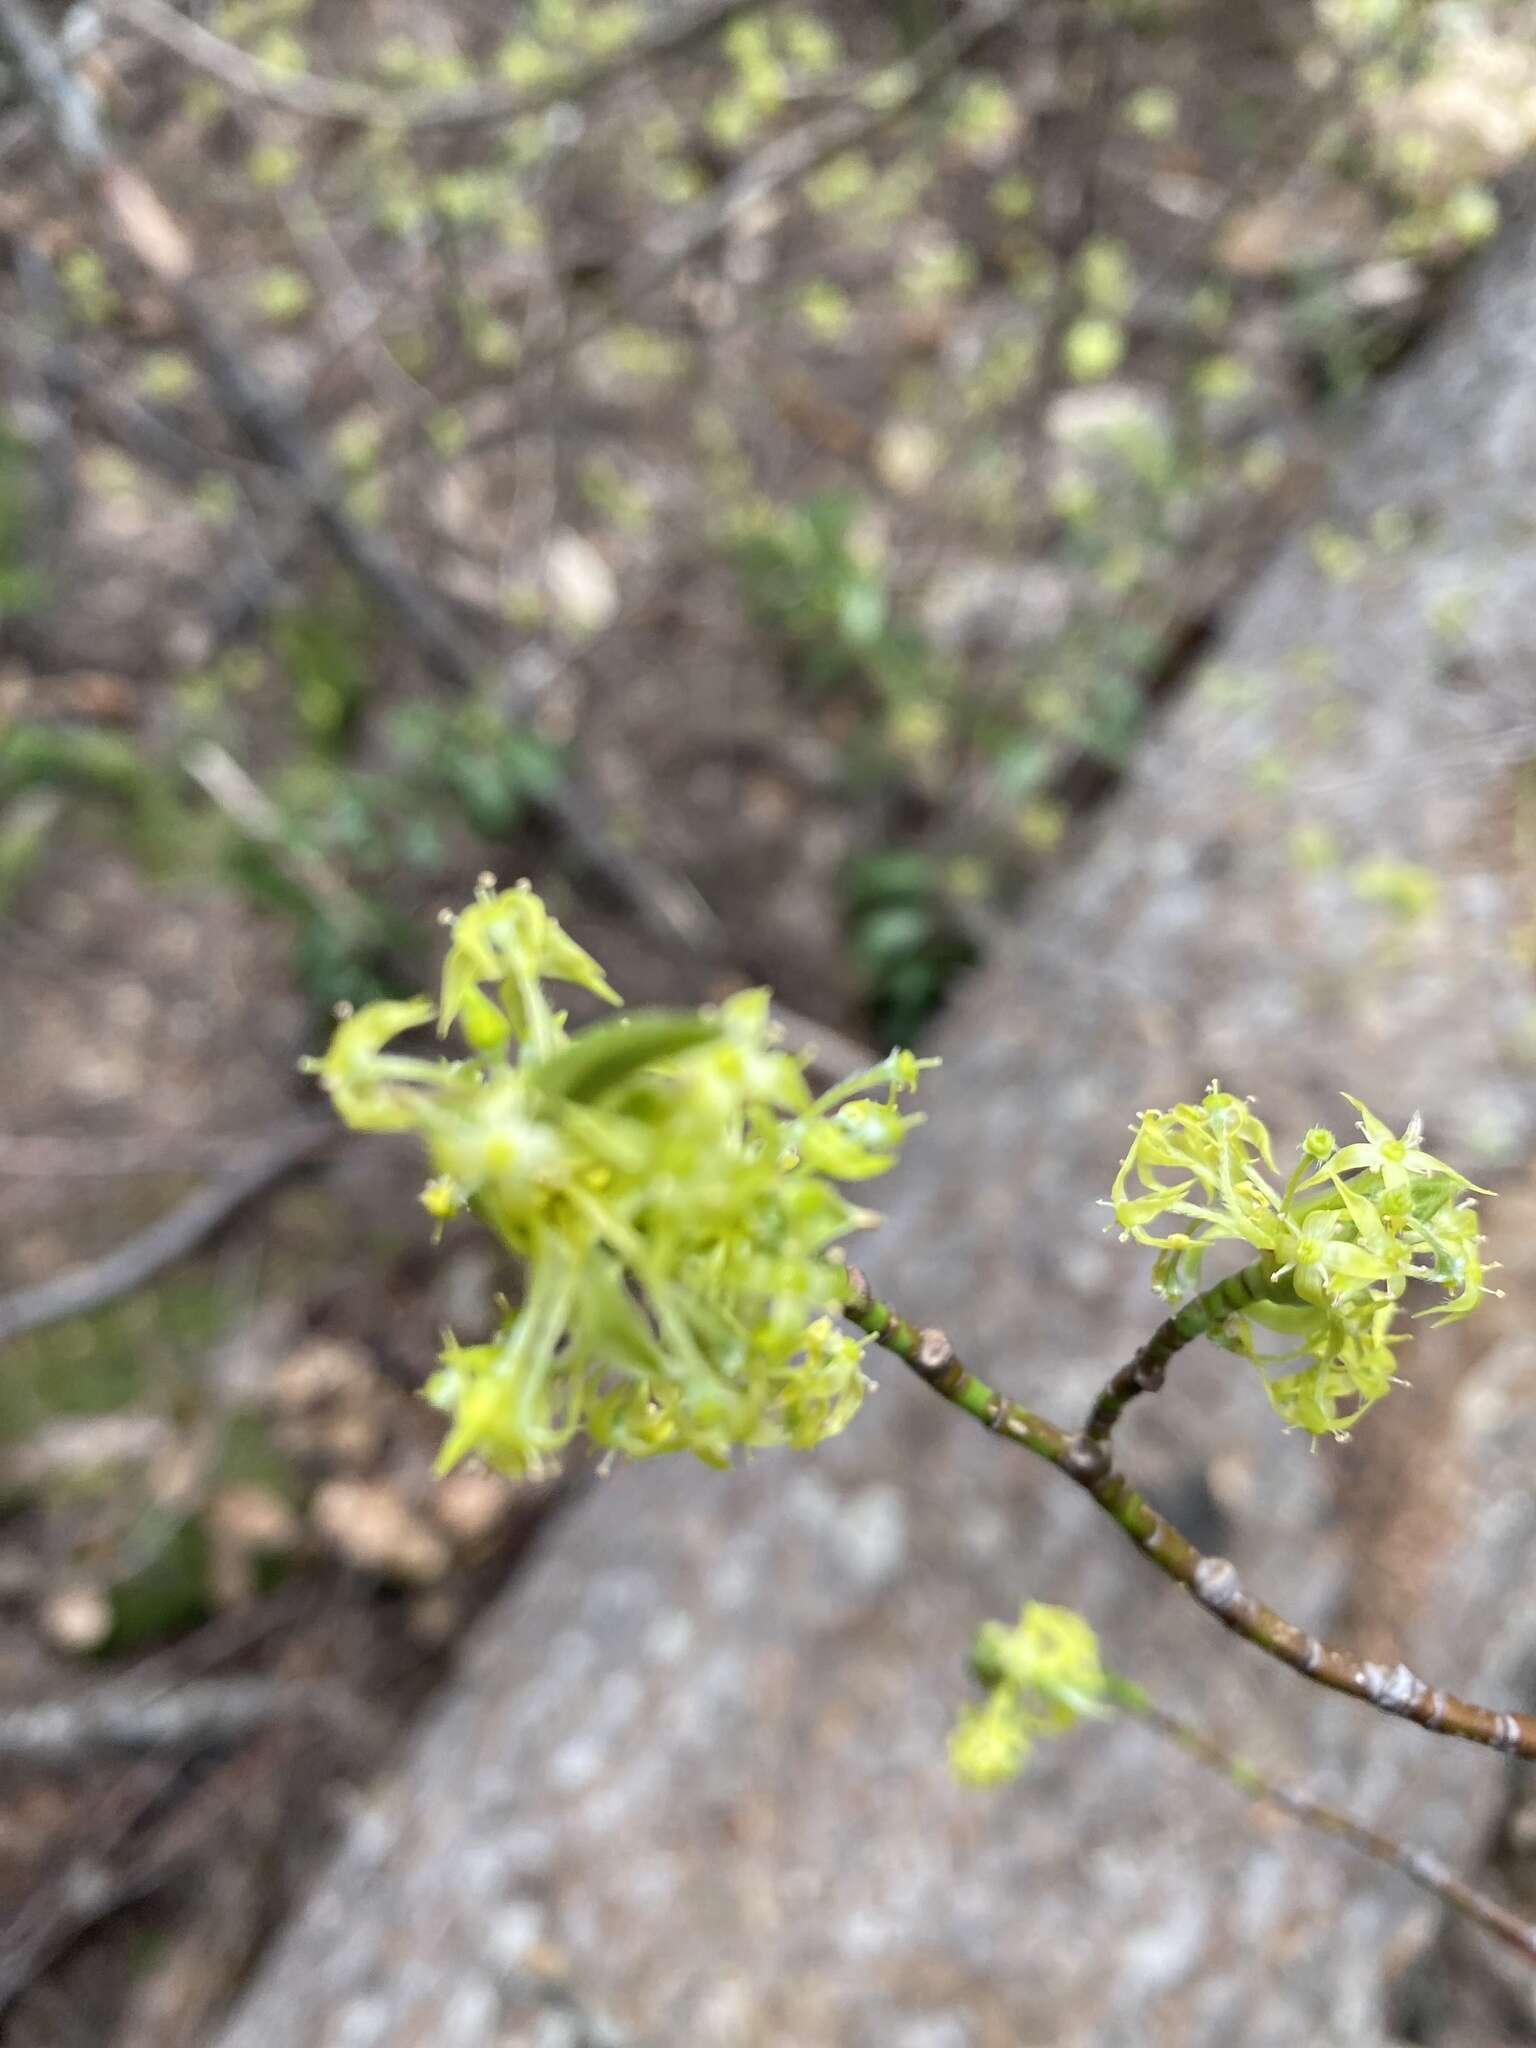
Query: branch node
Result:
<box><xmin>1190</xmin><ymin>1555</ymin><xmax>1244</xmax><ymax>1616</ymax></box>
<box><xmin>1401</xmin><ymin>1846</ymin><xmax>1451</xmax><ymax>1889</ymax></box>
<box><xmin>1364</xmin><ymin>1660</ymin><xmax>1423</xmax><ymax>1716</ymax></box>
<box><xmin>913</xmin><ymin>1327</ymin><xmax>955</xmax><ymax>1376</ymax></box>
<box><xmin>841</xmin><ymin>1265</ymin><xmax>871</xmax><ymax>1315</ymax></box>
<box><xmin>1060</xmin><ymin>1433</ymin><xmax>1112</xmax><ymax>1484</ymax></box>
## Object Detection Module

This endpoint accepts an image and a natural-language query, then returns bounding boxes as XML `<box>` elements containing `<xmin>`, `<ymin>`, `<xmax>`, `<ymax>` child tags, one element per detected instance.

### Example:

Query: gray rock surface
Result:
<box><xmin>217</xmin><ymin>194</ymin><xmax>1536</xmax><ymax>2047</ymax></box>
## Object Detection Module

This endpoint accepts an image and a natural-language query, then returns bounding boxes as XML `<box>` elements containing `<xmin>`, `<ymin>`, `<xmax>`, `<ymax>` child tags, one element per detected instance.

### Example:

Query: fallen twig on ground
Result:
<box><xmin>0</xmin><ymin>1122</ymin><xmax>327</xmax><ymax>1177</ymax></box>
<box><xmin>0</xmin><ymin>1675</ymin><xmax>370</xmax><ymax>1765</ymax></box>
<box><xmin>0</xmin><ymin>1120</ymin><xmax>334</xmax><ymax>1345</ymax></box>
<box><xmin>181</xmin><ymin>741</ymin><xmax>375</xmax><ymax>933</ymax></box>
<box><xmin>0</xmin><ymin>1724</ymin><xmax>315</xmax><ymax>2017</ymax></box>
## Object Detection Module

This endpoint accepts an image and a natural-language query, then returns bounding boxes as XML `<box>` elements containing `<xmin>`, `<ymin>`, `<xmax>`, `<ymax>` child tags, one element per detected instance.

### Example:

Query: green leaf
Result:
<box><xmin>838</xmin><ymin>579</ymin><xmax>888</xmax><ymax>647</ymax></box>
<box><xmin>534</xmin><ymin>1012</ymin><xmax>721</xmax><ymax>1104</ymax></box>
<box><xmin>105</xmin><ymin>1515</ymin><xmax>212</xmax><ymax>1653</ymax></box>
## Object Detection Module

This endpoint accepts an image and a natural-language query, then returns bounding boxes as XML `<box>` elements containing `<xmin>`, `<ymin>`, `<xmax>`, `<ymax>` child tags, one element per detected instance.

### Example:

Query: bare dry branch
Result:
<box><xmin>181</xmin><ymin>740</ymin><xmax>374</xmax><ymax>931</ymax></box>
<box><xmin>0</xmin><ymin>1676</ymin><xmax>367</xmax><ymax>1765</ymax></box>
<box><xmin>613</xmin><ymin>0</ymin><xmax>1022</xmax><ymax>304</ymax></box>
<box><xmin>1132</xmin><ymin>1695</ymin><xmax>1536</xmax><ymax>1965</ymax></box>
<box><xmin>106</xmin><ymin>0</ymin><xmax>760</xmax><ymax>130</ymax></box>
<box><xmin>0</xmin><ymin>1120</ymin><xmax>334</xmax><ymax>1346</ymax></box>
<box><xmin>0</xmin><ymin>1761</ymin><xmax>184</xmax><ymax>2015</ymax></box>
<box><xmin>0</xmin><ymin>1123</ymin><xmax>328</xmax><ymax>1178</ymax></box>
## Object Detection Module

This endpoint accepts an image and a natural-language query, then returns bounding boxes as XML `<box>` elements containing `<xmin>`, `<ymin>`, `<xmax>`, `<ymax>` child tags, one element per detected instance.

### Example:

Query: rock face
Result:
<box><xmin>217</xmin><ymin>195</ymin><xmax>1536</xmax><ymax>2048</ymax></box>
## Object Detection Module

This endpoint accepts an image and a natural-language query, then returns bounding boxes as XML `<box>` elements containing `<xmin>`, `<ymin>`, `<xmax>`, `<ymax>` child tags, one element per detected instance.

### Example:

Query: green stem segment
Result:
<box><xmin>837</xmin><ymin>1265</ymin><xmax>1536</xmax><ymax>1763</ymax></box>
<box><xmin>1083</xmin><ymin>1254</ymin><xmax>1276</xmax><ymax>1446</ymax></box>
<box><xmin>1118</xmin><ymin>1684</ymin><xmax>1536</xmax><ymax>1964</ymax></box>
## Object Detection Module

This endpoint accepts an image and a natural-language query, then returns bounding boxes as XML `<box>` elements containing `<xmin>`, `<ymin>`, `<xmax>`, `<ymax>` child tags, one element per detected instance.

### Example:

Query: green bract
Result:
<box><xmin>950</xmin><ymin>1602</ymin><xmax>1113</xmax><ymax>1788</ymax></box>
<box><xmin>1110</xmin><ymin>1087</ymin><xmax>1492</xmax><ymax>1437</ymax></box>
<box><xmin>308</xmin><ymin>880</ymin><xmax>930</xmax><ymax>1477</ymax></box>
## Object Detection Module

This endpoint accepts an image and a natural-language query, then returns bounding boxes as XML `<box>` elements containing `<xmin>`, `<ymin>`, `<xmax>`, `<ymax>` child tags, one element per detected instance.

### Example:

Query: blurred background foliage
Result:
<box><xmin>7</xmin><ymin>0</ymin><xmax>1533</xmax><ymax>1037</ymax></box>
<box><xmin>2</xmin><ymin>0</ymin><xmax>1536</xmax><ymax>2030</ymax></box>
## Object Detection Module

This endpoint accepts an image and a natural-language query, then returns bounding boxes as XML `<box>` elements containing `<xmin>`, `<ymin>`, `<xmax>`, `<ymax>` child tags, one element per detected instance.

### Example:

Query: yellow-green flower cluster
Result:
<box><xmin>310</xmin><ymin>881</ymin><xmax>929</xmax><ymax>1477</ymax></box>
<box><xmin>949</xmin><ymin>1603</ymin><xmax>1113</xmax><ymax>1788</ymax></box>
<box><xmin>1111</xmin><ymin>1087</ymin><xmax>1491</xmax><ymax>1437</ymax></box>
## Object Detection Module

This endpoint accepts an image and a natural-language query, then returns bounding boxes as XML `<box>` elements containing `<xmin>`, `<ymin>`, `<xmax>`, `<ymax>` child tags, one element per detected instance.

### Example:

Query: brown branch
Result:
<box><xmin>1124</xmin><ymin>1691</ymin><xmax>1536</xmax><ymax>1965</ymax></box>
<box><xmin>839</xmin><ymin>1267</ymin><xmax>1536</xmax><ymax>1762</ymax></box>
<box><xmin>105</xmin><ymin>0</ymin><xmax>760</xmax><ymax>131</ymax></box>
<box><xmin>0</xmin><ymin>1120</ymin><xmax>333</xmax><ymax>1346</ymax></box>
<box><xmin>1081</xmin><ymin>1255</ymin><xmax>1276</xmax><ymax>1447</ymax></box>
<box><xmin>0</xmin><ymin>1720</ymin><xmax>319</xmax><ymax>2017</ymax></box>
<box><xmin>0</xmin><ymin>1760</ymin><xmax>185</xmax><ymax>2015</ymax></box>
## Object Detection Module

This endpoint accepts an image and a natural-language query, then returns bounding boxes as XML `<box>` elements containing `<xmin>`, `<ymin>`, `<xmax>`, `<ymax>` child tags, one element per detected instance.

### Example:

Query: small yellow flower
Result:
<box><xmin>950</xmin><ymin>1691</ymin><xmax>1032</xmax><ymax>1787</ymax></box>
<box><xmin>950</xmin><ymin>1604</ymin><xmax>1114</xmax><ymax>1789</ymax></box>
<box><xmin>309</xmin><ymin>882</ymin><xmax>931</xmax><ymax>1477</ymax></box>
<box><xmin>1110</xmin><ymin>1087</ymin><xmax>1491</xmax><ymax>1436</ymax></box>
